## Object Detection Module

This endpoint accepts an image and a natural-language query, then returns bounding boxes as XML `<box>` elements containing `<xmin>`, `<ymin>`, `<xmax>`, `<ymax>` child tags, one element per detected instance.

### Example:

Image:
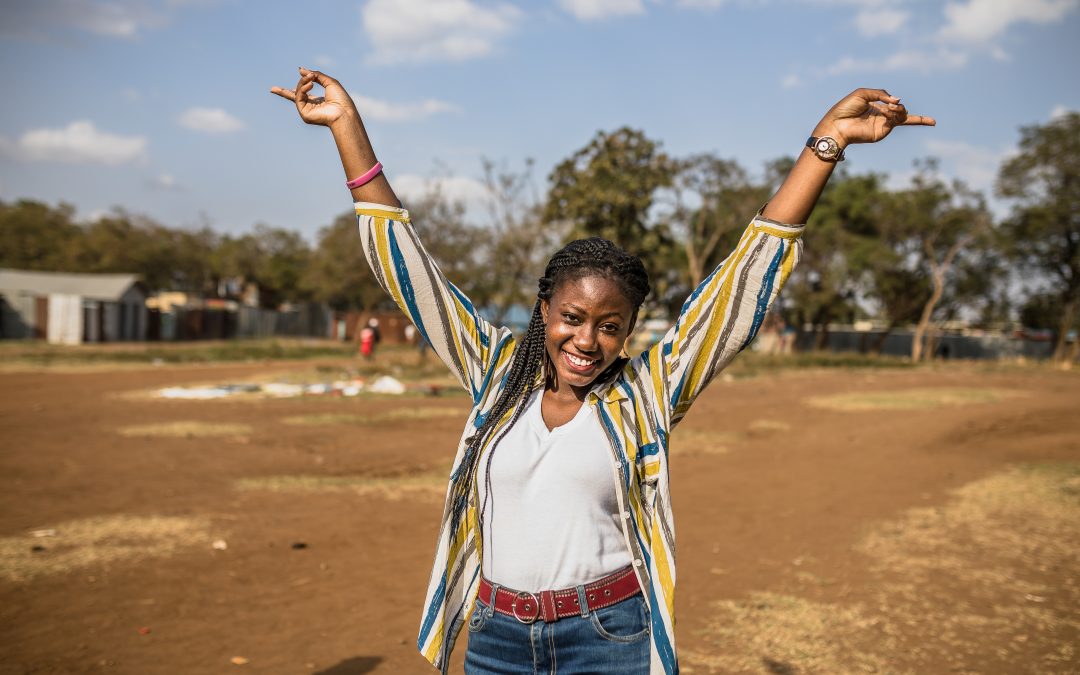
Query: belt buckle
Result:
<box><xmin>511</xmin><ymin>591</ymin><xmax>540</xmax><ymax>624</ymax></box>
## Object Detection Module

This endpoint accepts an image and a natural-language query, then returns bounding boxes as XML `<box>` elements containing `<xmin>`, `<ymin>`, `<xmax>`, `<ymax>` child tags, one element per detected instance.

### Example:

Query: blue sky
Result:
<box><xmin>0</xmin><ymin>0</ymin><xmax>1077</xmax><ymax>241</ymax></box>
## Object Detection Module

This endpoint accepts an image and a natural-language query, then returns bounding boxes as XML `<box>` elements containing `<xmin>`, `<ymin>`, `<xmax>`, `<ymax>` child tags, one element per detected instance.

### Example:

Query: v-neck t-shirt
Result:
<box><xmin>476</xmin><ymin>389</ymin><xmax>632</xmax><ymax>592</ymax></box>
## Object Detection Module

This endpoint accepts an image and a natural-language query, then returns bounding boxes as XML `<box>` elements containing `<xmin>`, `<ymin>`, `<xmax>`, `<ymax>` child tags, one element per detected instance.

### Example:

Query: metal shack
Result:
<box><xmin>0</xmin><ymin>269</ymin><xmax>148</xmax><ymax>344</ymax></box>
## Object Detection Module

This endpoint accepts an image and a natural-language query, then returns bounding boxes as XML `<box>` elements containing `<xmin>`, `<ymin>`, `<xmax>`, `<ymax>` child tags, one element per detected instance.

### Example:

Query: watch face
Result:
<box><xmin>815</xmin><ymin>138</ymin><xmax>836</xmax><ymax>157</ymax></box>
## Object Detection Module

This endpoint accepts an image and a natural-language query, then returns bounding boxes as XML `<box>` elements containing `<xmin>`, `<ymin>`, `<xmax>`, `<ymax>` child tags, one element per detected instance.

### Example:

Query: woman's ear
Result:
<box><xmin>540</xmin><ymin>299</ymin><xmax>549</xmax><ymax>324</ymax></box>
<box><xmin>627</xmin><ymin>309</ymin><xmax>638</xmax><ymax>336</ymax></box>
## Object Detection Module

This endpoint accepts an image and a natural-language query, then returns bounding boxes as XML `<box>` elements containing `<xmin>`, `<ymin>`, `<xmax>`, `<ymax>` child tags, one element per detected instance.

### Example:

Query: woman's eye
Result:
<box><xmin>602</xmin><ymin>324</ymin><xmax>619</xmax><ymax>334</ymax></box>
<box><xmin>562</xmin><ymin>314</ymin><xmax>580</xmax><ymax>324</ymax></box>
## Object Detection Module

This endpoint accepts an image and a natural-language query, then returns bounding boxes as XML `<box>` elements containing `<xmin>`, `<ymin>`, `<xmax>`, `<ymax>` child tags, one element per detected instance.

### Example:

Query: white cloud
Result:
<box><xmin>559</xmin><ymin>0</ymin><xmax>645</xmax><ymax>21</ymax></box>
<box><xmin>826</xmin><ymin>48</ymin><xmax>968</xmax><ymax>75</ymax></box>
<box><xmin>674</xmin><ymin>0</ymin><xmax>730</xmax><ymax>8</ymax></box>
<box><xmin>0</xmin><ymin>0</ymin><xmax>168</xmax><ymax>40</ymax></box>
<box><xmin>149</xmin><ymin>173</ymin><xmax>181</xmax><ymax>190</ymax></box>
<box><xmin>923</xmin><ymin>139</ymin><xmax>1014</xmax><ymax>193</ymax></box>
<box><xmin>395</xmin><ymin>173</ymin><xmax>489</xmax><ymax>205</ymax></box>
<box><xmin>939</xmin><ymin>0</ymin><xmax>1078</xmax><ymax>44</ymax></box>
<box><xmin>361</xmin><ymin>0</ymin><xmax>521</xmax><ymax>65</ymax></box>
<box><xmin>178</xmin><ymin>107</ymin><xmax>245</xmax><ymax>133</ymax></box>
<box><xmin>355</xmin><ymin>96</ymin><xmax>460</xmax><ymax>122</ymax></box>
<box><xmin>1050</xmin><ymin>104</ymin><xmax>1074</xmax><ymax>119</ymax></box>
<box><xmin>313</xmin><ymin>55</ymin><xmax>336</xmax><ymax>68</ymax></box>
<box><xmin>781</xmin><ymin>73</ymin><xmax>802</xmax><ymax>88</ymax></box>
<box><xmin>0</xmin><ymin>121</ymin><xmax>146</xmax><ymax>165</ymax></box>
<box><xmin>854</xmin><ymin>8</ymin><xmax>908</xmax><ymax>36</ymax></box>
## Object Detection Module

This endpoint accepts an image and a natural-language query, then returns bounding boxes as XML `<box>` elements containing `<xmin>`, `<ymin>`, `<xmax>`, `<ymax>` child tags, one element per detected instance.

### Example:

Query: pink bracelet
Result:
<box><xmin>346</xmin><ymin>161</ymin><xmax>384</xmax><ymax>189</ymax></box>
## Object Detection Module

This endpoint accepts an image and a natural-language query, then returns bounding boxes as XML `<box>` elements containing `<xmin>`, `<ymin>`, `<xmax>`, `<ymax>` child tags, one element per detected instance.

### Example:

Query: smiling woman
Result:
<box><xmin>271</xmin><ymin>67</ymin><xmax>934</xmax><ymax>674</ymax></box>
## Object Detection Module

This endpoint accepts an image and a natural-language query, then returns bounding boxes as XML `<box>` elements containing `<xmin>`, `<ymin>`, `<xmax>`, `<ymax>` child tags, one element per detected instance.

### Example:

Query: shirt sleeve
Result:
<box><xmin>643</xmin><ymin>213</ymin><xmax>804</xmax><ymax>426</ymax></box>
<box><xmin>355</xmin><ymin>202</ymin><xmax>514</xmax><ymax>403</ymax></box>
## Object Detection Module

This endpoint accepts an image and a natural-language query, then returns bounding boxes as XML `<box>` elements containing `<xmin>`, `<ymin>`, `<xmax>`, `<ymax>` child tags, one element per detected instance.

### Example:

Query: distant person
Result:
<box><xmin>406</xmin><ymin>323</ymin><xmax>429</xmax><ymax>363</ymax></box>
<box><xmin>273</xmin><ymin>68</ymin><xmax>934</xmax><ymax>674</ymax></box>
<box><xmin>358</xmin><ymin>318</ymin><xmax>380</xmax><ymax>360</ymax></box>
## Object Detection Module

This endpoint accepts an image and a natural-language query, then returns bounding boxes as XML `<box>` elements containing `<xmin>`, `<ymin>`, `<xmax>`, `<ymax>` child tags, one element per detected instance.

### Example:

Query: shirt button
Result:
<box><xmin>633</xmin><ymin>559</ymin><xmax>643</xmax><ymax>567</ymax></box>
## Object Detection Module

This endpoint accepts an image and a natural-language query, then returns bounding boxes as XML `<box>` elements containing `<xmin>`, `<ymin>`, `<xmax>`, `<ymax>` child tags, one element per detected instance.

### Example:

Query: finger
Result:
<box><xmin>857</xmin><ymin>87</ymin><xmax>901</xmax><ymax>104</ymax></box>
<box><xmin>901</xmin><ymin>115</ymin><xmax>936</xmax><ymax>126</ymax></box>
<box><xmin>300</xmin><ymin>67</ymin><xmax>341</xmax><ymax>89</ymax></box>
<box><xmin>294</xmin><ymin>75</ymin><xmax>316</xmax><ymax>107</ymax></box>
<box><xmin>269</xmin><ymin>86</ymin><xmax>296</xmax><ymax>102</ymax></box>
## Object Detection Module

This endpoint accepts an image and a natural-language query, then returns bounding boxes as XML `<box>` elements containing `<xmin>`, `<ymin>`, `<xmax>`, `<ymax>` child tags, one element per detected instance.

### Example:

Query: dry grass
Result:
<box><xmin>117</xmin><ymin>421</ymin><xmax>252</xmax><ymax>438</ymax></box>
<box><xmin>0</xmin><ymin>515</ymin><xmax>214</xmax><ymax>583</ymax></box>
<box><xmin>669</xmin><ymin>430</ymin><xmax>743</xmax><ymax>456</ymax></box>
<box><xmin>683</xmin><ymin>592</ymin><xmax>898</xmax><ymax>674</ymax></box>
<box><xmin>236</xmin><ymin>472</ymin><xmax>447</xmax><ymax>500</ymax></box>
<box><xmin>748</xmin><ymin>419</ymin><xmax>791</xmax><ymax>434</ymax></box>
<box><xmin>686</xmin><ymin>463</ymin><xmax>1080</xmax><ymax>674</ymax></box>
<box><xmin>282</xmin><ymin>406</ymin><xmax>464</xmax><ymax>426</ymax></box>
<box><xmin>807</xmin><ymin>387</ymin><xmax>1025</xmax><ymax>412</ymax></box>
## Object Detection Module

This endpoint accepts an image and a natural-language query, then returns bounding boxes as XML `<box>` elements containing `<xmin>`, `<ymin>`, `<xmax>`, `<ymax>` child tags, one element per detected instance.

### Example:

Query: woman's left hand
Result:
<box><xmin>816</xmin><ymin>88</ymin><xmax>935</xmax><ymax>147</ymax></box>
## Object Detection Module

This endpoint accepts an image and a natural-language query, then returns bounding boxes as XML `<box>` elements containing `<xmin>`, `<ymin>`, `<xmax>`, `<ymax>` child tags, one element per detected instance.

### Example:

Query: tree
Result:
<box><xmin>884</xmin><ymin>162</ymin><xmax>990</xmax><ymax>362</ymax></box>
<box><xmin>545</xmin><ymin>127</ymin><xmax>676</xmax><ymax>304</ymax></box>
<box><xmin>407</xmin><ymin>183</ymin><xmax>490</xmax><ymax>308</ymax></box>
<box><xmin>997</xmin><ymin>112</ymin><xmax>1080</xmax><ymax>363</ymax></box>
<box><xmin>306</xmin><ymin>212</ymin><xmax>385</xmax><ymax>311</ymax></box>
<box><xmin>788</xmin><ymin>169</ymin><xmax>884</xmax><ymax>349</ymax></box>
<box><xmin>0</xmin><ymin>200</ymin><xmax>81</xmax><ymax>271</ymax></box>
<box><xmin>251</xmin><ymin>225</ymin><xmax>312</xmax><ymax>306</ymax></box>
<box><xmin>663</xmin><ymin>154</ymin><xmax>769</xmax><ymax>287</ymax></box>
<box><xmin>480</xmin><ymin>158</ymin><xmax>554</xmax><ymax>323</ymax></box>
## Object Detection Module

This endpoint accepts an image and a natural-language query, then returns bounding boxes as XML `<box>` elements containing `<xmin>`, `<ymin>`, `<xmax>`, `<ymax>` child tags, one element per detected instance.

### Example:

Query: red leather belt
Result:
<box><xmin>477</xmin><ymin>566</ymin><xmax>641</xmax><ymax>624</ymax></box>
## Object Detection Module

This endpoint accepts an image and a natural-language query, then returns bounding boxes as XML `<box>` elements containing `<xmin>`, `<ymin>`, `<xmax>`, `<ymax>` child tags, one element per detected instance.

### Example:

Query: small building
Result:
<box><xmin>0</xmin><ymin>269</ymin><xmax>148</xmax><ymax>344</ymax></box>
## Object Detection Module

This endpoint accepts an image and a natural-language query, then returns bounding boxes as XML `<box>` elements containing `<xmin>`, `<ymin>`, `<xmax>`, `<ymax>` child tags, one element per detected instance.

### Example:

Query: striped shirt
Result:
<box><xmin>356</xmin><ymin>201</ymin><xmax>804</xmax><ymax>674</ymax></box>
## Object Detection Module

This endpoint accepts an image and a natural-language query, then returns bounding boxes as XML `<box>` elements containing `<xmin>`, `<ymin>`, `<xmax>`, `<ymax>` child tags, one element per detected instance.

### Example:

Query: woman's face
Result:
<box><xmin>541</xmin><ymin>274</ymin><xmax>637</xmax><ymax>396</ymax></box>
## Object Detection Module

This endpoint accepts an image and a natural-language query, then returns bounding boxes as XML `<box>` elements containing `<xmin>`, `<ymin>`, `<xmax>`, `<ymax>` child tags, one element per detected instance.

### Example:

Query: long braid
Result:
<box><xmin>445</xmin><ymin>236</ymin><xmax>651</xmax><ymax>557</ymax></box>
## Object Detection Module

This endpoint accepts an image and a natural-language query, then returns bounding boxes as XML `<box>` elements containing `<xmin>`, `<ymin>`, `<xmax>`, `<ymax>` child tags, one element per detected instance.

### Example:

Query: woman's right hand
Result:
<box><xmin>270</xmin><ymin>67</ymin><xmax>357</xmax><ymax>128</ymax></box>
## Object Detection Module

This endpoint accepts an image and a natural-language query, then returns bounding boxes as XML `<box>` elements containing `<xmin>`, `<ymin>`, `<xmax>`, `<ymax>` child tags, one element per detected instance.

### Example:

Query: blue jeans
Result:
<box><xmin>464</xmin><ymin>586</ymin><xmax>650</xmax><ymax>674</ymax></box>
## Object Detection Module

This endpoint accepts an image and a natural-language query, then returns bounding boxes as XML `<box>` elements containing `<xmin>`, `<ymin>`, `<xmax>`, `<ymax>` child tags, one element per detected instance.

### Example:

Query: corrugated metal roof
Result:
<box><xmin>0</xmin><ymin>268</ymin><xmax>144</xmax><ymax>302</ymax></box>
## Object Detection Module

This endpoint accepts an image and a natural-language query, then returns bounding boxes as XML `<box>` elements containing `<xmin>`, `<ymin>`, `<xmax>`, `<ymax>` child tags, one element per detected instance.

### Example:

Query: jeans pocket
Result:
<box><xmin>589</xmin><ymin>597</ymin><xmax>650</xmax><ymax>643</ymax></box>
<box><xmin>468</xmin><ymin>600</ymin><xmax>490</xmax><ymax>633</ymax></box>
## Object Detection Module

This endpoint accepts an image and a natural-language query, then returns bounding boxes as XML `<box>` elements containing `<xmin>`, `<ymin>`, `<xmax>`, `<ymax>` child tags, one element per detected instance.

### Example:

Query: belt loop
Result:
<box><xmin>487</xmin><ymin>582</ymin><xmax>500</xmax><ymax>618</ymax></box>
<box><xmin>539</xmin><ymin>590</ymin><xmax>556</xmax><ymax>623</ymax></box>
<box><xmin>575</xmin><ymin>585</ymin><xmax>590</xmax><ymax>618</ymax></box>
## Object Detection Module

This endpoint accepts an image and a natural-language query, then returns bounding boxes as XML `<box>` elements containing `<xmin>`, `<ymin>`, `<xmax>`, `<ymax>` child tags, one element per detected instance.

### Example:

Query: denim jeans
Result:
<box><xmin>464</xmin><ymin>584</ymin><xmax>650</xmax><ymax>674</ymax></box>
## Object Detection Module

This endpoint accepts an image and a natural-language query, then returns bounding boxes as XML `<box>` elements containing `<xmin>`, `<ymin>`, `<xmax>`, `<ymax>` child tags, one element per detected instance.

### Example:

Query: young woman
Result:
<box><xmin>272</xmin><ymin>68</ymin><xmax>934</xmax><ymax>674</ymax></box>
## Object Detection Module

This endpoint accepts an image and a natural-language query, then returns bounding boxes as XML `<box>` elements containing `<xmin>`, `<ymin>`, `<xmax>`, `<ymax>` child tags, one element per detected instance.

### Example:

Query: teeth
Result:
<box><xmin>566</xmin><ymin>353</ymin><xmax>596</xmax><ymax>367</ymax></box>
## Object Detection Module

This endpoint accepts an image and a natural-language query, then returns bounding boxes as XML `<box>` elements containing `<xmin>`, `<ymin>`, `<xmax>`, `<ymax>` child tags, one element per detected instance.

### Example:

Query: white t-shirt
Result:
<box><xmin>477</xmin><ymin>389</ymin><xmax>632</xmax><ymax>592</ymax></box>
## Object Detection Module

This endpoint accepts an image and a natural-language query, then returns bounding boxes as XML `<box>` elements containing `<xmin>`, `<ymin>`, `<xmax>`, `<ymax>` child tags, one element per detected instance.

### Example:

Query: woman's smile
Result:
<box><xmin>563</xmin><ymin>350</ymin><xmax>600</xmax><ymax>372</ymax></box>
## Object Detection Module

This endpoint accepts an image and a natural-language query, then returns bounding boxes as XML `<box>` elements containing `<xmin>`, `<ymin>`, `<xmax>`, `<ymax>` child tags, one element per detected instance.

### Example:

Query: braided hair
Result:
<box><xmin>446</xmin><ymin>236</ymin><xmax>651</xmax><ymax>540</ymax></box>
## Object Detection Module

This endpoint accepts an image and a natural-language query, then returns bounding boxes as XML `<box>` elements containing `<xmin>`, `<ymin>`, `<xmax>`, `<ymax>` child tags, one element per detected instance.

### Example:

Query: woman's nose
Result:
<box><xmin>574</xmin><ymin>327</ymin><xmax>598</xmax><ymax>351</ymax></box>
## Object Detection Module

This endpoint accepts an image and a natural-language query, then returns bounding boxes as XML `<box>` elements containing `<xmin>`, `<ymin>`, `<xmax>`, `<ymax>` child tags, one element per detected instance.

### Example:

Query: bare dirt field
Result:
<box><xmin>1</xmin><ymin>355</ymin><xmax>1077</xmax><ymax>674</ymax></box>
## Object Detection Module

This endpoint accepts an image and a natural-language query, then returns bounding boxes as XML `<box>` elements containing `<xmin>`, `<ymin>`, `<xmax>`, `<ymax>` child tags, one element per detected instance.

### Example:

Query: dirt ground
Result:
<box><xmin>0</xmin><ymin>358</ymin><xmax>1077</xmax><ymax>674</ymax></box>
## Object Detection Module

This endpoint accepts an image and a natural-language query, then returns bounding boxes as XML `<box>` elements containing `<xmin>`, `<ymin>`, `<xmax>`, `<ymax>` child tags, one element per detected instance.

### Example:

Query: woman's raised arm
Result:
<box><xmin>271</xmin><ymin>67</ymin><xmax>400</xmax><ymax>207</ymax></box>
<box><xmin>647</xmin><ymin>88</ymin><xmax>935</xmax><ymax>425</ymax></box>
<box><xmin>270</xmin><ymin>69</ymin><xmax>511</xmax><ymax>404</ymax></box>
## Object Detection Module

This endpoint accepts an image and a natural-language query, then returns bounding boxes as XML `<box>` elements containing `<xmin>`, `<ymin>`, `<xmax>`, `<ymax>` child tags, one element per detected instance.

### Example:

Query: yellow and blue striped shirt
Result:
<box><xmin>356</xmin><ymin>202</ymin><xmax>803</xmax><ymax>674</ymax></box>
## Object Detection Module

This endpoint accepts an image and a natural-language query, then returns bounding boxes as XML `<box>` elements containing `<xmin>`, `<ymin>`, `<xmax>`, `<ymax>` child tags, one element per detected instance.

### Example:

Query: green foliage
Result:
<box><xmin>0</xmin><ymin>200</ymin><xmax>82</xmax><ymax>271</ymax></box>
<box><xmin>1019</xmin><ymin>293</ymin><xmax>1063</xmax><ymax>331</ymax></box>
<box><xmin>305</xmin><ymin>212</ymin><xmax>384</xmax><ymax>311</ymax></box>
<box><xmin>996</xmin><ymin>112</ymin><xmax>1080</xmax><ymax>359</ymax></box>
<box><xmin>785</xmin><ymin>170</ymin><xmax>881</xmax><ymax>338</ymax></box>
<box><xmin>545</xmin><ymin>127</ymin><xmax>676</xmax><ymax>300</ymax></box>
<box><xmin>665</xmin><ymin>153</ymin><xmax>769</xmax><ymax>287</ymax></box>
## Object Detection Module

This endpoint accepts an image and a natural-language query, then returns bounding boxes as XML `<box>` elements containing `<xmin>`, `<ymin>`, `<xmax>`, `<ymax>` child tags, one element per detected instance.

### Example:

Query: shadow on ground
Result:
<box><xmin>313</xmin><ymin>656</ymin><xmax>383</xmax><ymax>674</ymax></box>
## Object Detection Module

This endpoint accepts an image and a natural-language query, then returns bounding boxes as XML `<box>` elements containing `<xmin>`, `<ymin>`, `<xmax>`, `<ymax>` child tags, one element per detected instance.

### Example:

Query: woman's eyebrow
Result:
<box><xmin>561</xmin><ymin>303</ymin><xmax>625</xmax><ymax>320</ymax></box>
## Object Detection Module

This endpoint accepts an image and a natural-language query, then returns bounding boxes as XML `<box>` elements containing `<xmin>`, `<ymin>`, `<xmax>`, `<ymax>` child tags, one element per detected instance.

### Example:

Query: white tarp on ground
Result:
<box><xmin>47</xmin><ymin>294</ymin><xmax>83</xmax><ymax>345</ymax></box>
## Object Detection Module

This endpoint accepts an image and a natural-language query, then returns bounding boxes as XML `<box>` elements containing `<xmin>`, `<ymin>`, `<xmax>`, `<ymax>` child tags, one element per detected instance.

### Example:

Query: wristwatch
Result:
<box><xmin>806</xmin><ymin>136</ymin><xmax>846</xmax><ymax>162</ymax></box>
